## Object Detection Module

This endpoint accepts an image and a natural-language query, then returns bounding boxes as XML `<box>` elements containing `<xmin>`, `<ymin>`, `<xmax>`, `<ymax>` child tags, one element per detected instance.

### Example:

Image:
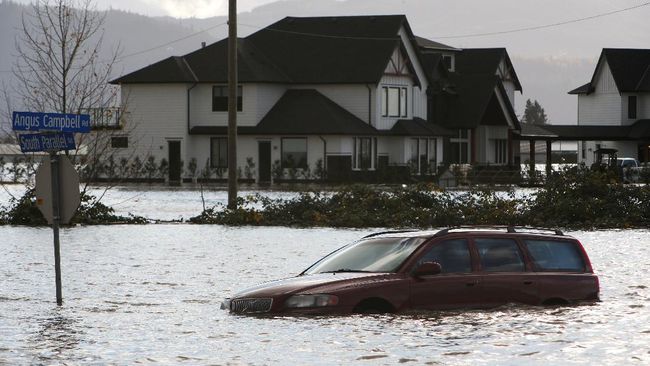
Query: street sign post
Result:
<box><xmin>35</xmin><ymin>155</ymin><xmax>81</xmax><ymax>225</ymax></box>
<box><xmin>12</xmin><ymin>110</ymin><xmax>89</xmax><ymax>306</ymax></box>
<box><xmin>19</xmin><ymin>132</ymin><xmax>76</xmax><ymax>153</ymax></box>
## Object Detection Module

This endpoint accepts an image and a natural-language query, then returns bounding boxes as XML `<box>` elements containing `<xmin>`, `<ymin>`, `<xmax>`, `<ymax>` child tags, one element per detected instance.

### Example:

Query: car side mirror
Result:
<box><xmin>413</xmin><ymin>261</ymin><xmax>442</xmax><ymax>277</ymax></box>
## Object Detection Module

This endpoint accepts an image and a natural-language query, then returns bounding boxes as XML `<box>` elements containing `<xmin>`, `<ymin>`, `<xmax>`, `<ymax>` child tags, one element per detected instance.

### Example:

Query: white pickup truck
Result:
<box><xmin>617</xmin><ymin>158</ymin><xmax>644</xmax><ymax>183</ymax></box>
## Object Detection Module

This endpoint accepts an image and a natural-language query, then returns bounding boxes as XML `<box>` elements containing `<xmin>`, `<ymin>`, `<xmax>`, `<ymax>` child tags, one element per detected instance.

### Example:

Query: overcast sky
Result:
<box><xmin>3</xmin><ymin>0</ymin><xmax>649</xmax><ymax>123</ymax></box>
<box><xmin>5</xmin><ymin>0</ymin><xmax>281</xmax><ymax>18</ymax></box>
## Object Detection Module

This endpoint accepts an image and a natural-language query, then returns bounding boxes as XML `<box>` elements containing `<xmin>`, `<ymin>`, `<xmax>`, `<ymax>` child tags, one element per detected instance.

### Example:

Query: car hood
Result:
<box><xmin>232</xmin><ymin>272</ymin><xmax>391</xmax><ymax>298</ymax></box>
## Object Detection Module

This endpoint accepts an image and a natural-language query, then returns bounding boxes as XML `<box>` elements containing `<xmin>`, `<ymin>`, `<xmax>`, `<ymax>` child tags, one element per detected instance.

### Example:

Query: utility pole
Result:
<box><xmin>227</xmin><ymin>0</ymin><xmax>238</xmax><ymax>209</ymax></box>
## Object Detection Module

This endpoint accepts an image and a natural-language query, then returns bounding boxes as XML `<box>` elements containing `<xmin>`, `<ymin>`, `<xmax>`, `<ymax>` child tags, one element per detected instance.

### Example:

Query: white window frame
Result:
<box><xmin>353</xmin><ymin>137</ymin><xmax>377</xmax><ymax>170</ymax></box>
<box><xmin>381</xmin><ymin>86</ymin><xmax>408</xmax><ymax>118</ymax></box>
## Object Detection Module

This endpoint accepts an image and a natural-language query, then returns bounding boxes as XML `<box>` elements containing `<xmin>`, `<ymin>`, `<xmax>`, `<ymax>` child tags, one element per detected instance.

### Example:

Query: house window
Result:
<box><xmin>381</xmin><ymin>86</ymin><xmax>408</xmax><ymax>117</ymax></box>
<box><xmin>494</xmin><ymin>139</ymin><xmax>507</xmax><ymax>164</ymax></box>
<box><xmin>210</xmin><ymin>137</ymin><xmax>228</xmax><ymax>168</ymax></box>
<box><xmin>111</xmin><ymin>136</ymin><xmax>128</xmax><ymax>148</ymax></box>
<box><xmin>628</xmin><ymin>95</ymin><xmax>637</xmax><ymax>119</ymax></box>
<box><xmin>353</xmin><ymin>137</ymin><xmax>376</xmax><ymax>170</ymax></box>
<box><xmin>212</xmin><ymin>85</ymin><xmax>242</xmax><ymax>112</ymax></box>
<box><xmin>409</xmin><ymin>138</ymin><xmax>437</xmax><ymax>174</ymax></box>
<box><xmin>281</xmin><ymin>138</ymin><xmax>307</xmax><ymax>169</ymax></box>
<box><xmin>442</xmin><ymin>55</ymin><xmax>454</xmax><ymax>71</ymax></box>
<box><xmin>450</xmin><ymin>129</ymin><xmax>469</xmax><ymax>164</ymax></box>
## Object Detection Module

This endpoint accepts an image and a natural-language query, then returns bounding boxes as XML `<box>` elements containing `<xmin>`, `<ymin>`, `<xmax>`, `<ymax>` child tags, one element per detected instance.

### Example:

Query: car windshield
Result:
<box><xmin>302</xmin><ymin>237</ymin><xmax>427</xmax><ymax>275</ymax></box>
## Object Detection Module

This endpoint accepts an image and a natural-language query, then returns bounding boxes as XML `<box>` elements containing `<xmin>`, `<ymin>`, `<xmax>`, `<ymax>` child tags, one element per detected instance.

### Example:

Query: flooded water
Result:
<box><xmin>1</xmin><ymin>225</ymin><xmax>649</xmax><ymax>365</ymax></box>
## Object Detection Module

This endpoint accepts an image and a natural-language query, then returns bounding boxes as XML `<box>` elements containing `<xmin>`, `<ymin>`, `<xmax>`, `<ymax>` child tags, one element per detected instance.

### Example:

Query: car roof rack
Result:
<box><xmin>433</xmin><ymin>225</ymin><xmax>564</xmax><ymax>237</ymax></box>
<box><xmin>362</xmin><ymin>230</ymin><xmax>418</xmax><ymax>239</ymax></box>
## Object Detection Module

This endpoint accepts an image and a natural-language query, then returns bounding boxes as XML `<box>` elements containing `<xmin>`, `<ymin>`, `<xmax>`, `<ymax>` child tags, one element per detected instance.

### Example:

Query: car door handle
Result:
<box><xmin>523</xmin><ymin>281</ymin><xmax>533</xmax><ymax>285</ymax></box>
<box><xmin>466</xmin><ymin>281</ymin><xmax>478</xmax><ymax>287</ymax></box>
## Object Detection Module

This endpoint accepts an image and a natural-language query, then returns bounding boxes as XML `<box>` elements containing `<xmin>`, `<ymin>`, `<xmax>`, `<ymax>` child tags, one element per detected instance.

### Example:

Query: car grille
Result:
<box><xmin>230</xmin><ymin>298</ymin><xmax>273</xmax><ymax>313</ymax></box>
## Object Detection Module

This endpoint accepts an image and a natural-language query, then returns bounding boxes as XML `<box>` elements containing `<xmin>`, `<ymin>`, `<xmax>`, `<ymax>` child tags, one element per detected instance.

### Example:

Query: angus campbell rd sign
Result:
<box><xmin>12</xmin><ymin>111</ymin><xmax>91</xmax><ymax>133</ymax></box>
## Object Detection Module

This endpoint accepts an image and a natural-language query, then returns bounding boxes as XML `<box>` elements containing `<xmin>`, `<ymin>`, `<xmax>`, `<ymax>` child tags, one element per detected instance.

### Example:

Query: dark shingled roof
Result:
<box><xmin>454</xmin><ymin>48</ymin><xmax>522</xmax><ymax>91</ymax></box>
<box><xmin>414</xmin><ymin>36</ymin><xmax>460</xmax><ymax>51</ymax></box>
<box><xmin>445</xmin><ymin>74</ymin><xmax>498</xmax><ymax>129</ymax></box>
<box><xmin>516</xmin><ymin>120</ymin><xmax>650</xmax><ymax>140</ymax></box>
<box><xmin>568</xmin><ymin>82</ymin><xmax>594</xmax><ymax>95</ymax></box>
<box><xmin>190</xmin><ymin>89</ymin><xmax>378</xmax><ymax>135</ymax></box>
<box><xmin>389</xmin><ymin>118</ymin><xmax>453</xmax><ymax>136</ymax></box>
<box><xmin>113</xmin><ymin>56</ymin><xmax>198</xmax><ymax>84</ymax></box>
<box><xmin>569</xmin><ymin>49</ymin><xmax>650</xmax><ymax>94</ymax></box>
<box><xmin>256</xmin><ymin>89</ymin><xmax>378</xmax><ymax>135</ymax></box>
<box><xmin>112</xmin><ymin>15</ymin><xmax>416</xmax><ymax>85</ymax></box>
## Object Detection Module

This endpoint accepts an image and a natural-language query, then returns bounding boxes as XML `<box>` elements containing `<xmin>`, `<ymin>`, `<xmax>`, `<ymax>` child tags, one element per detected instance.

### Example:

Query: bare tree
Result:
<box><xmin>13</xmin><ymin>0</ymin><xmax>117</xmax><ymax>116</ymax></box>
<box><xmin>5</xmin><ymin>0</ymin><xmax>143</xmax><ymax>216</ymax></box>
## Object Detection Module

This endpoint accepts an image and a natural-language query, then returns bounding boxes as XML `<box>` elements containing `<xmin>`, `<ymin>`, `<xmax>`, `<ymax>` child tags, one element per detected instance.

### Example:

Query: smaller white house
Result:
<box><xmin>567</xmin><ymin>48</ymin><xmax>650</xmax><ymax>165</ymax></box>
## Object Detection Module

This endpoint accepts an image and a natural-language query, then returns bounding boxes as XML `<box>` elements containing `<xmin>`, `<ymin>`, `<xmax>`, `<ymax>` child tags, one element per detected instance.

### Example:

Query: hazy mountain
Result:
<box><xmin>2</xmin><ymin>0</ymin><xmax>647</xmax><ymax>126</ymax></box>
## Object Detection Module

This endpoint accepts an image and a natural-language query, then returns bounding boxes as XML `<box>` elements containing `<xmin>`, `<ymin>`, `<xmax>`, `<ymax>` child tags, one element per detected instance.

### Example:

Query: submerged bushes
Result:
<box><xmin>0</xmin><ymin>189</ymin><xmax>147</xmax><ymax>225</ymax></box>
<box><xmin>191</xmin><ymin>167</ymin><xmax>650</xmax><ymax>229</ymax></box>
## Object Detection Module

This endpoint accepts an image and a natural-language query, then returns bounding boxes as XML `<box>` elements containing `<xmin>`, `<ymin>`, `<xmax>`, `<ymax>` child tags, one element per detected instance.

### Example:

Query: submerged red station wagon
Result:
<box><xmin>222</xmin><ymin>227</ymin><xmax>599</xmax><ymax>314</ymax></box>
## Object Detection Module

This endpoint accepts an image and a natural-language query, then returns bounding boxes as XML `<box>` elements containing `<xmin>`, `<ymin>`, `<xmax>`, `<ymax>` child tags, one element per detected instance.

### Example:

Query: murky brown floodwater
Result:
<box><xmin>1</xmin><ymin>225</ymin><xmax>649</xmax><ymax>365</ymax></box>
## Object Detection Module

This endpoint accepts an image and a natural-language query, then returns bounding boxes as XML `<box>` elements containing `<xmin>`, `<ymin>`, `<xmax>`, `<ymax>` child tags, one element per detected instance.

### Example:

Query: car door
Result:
<box><xmin>409</xmin><ymin>238</ymin><xmax>483</xmax><ymax>310</ymax></box>
<box><xmin>474</xmin><ymin>237</ymin><xmax>539</xmax><ymax>306</ymax></box>
<box><xmin>521</xmin><ymin>238</ymin><xmax>599</xmax><ymax>302</ymax></box>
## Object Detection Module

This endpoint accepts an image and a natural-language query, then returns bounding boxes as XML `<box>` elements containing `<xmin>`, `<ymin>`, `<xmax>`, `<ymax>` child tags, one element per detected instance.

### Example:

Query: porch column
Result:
<box><xmin>471</xmin><ymin>128</ymin><xmax>477</xmax><ymax>164</ymax></box>
<box><xmin>546</xmin><ymin>140</ymin><xmax>552</xmax><ymax>177</ymax></box>
<box><xmin>529</xmin><ymin>139</ymin><xmax>535</xmax><ymax>177</ymax></box>
<box><xmin>507</xmin><ymin>129</ymin><xmax>513</xmax><ymax>166</ymax></box>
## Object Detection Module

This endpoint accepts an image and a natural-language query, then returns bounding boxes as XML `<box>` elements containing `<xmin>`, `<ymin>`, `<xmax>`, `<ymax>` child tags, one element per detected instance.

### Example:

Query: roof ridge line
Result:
<box><xmin>635</xmin><ymin>64</ymin><xmax>650</xmax><ymax>91</ymax></box>
<box><xmin>180</xmin><ymin>56</ymin><xmax>198</xmax><ymax>82</ymax></box>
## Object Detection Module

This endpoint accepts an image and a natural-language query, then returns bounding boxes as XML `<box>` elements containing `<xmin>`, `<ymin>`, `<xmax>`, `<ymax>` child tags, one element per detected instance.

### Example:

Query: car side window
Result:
<box><xmin>523</xmin><ymin>240</ymin><xmax>586</xmax><ymax>272</ymax></box>
<box><xmin>475</xmin><ymin>238</ymin><xmax>525</xmax><ymax>272</ymax></box>
<box><xmin>418</xmin><ymin>239</ymin><xmax>471</xmax><ymax>273</ymax></box>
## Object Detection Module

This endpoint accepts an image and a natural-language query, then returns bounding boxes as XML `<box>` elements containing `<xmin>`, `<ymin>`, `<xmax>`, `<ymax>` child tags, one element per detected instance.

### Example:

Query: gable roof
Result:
<box><xmin>516</xmin><ymin>119</ymin><xmax>650</xmax><ymax>140</ymax></box>
<box><xmin>569</xmin><ymin>48</ymin><xmax>650</xmax><ymax>94</ymax></box>
<box><xmin>414</xmin><ymin>36</ymin><xmax>460</xmax><ymax>52</ymax></box>
<box><xmin>390</xmin><ymin>117</ymin><xmax>453</xmax><ymax>136</ymax></box>
<box><xmin>454</xmin><ymin>48</ymin><xmax>522</xmax><ymax>91</ymax></box>
<box><xmin>112</xmin><ymin>15</ymin><xmax>422</xmax><ymax>85</ymax></box>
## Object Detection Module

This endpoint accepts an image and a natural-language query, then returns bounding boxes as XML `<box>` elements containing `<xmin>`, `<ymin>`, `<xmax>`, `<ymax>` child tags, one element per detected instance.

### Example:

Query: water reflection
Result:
<box><xmin>29</xmin><ymin>310</ymin><xmax>84</xmax><ymax>364</ymax></box>
<box><xmin>1</xmin><ymin>226</ymin><xmax>649</xmax><ymax>365</ymax></box>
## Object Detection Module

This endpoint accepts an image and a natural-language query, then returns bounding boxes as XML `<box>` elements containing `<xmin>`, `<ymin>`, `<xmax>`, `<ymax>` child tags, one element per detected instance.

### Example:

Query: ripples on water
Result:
<box><xmin>1</xmin><ymin>226</ymin><xmax>649</xmax><ymax>365</ymax></box>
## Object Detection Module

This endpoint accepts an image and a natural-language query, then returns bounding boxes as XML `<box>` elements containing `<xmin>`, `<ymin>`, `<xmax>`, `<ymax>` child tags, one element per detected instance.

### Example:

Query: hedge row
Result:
<box><xmin>190</xmin><ymin>167</ymin><xmax>650</xmax><ymax>229</ymax></box>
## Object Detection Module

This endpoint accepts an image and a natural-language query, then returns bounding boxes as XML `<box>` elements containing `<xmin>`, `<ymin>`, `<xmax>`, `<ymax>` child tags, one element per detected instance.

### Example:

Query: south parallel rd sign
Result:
<box><xmin>19</xmin><ymin>132</ymin><xmax>76</xmax><ymax>153</ymax></box>
<box><xmin>12</xmin><ymin>111</ymin><xmax>91</xmax><ymax>133</ymax></box>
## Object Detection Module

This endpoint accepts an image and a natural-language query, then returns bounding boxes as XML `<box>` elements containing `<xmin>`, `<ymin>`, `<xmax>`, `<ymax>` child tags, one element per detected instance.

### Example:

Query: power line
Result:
<box><xmin>239</xmin><ymin>2</ymin><xmax>649</xmax><ymax>40</ymax></box>
<box><xmin>433</xmin><ymin>1</ymin><xmax>650</xmax><ymax>39</ymax></box>
<box><xmin>0</xmin><ymin>21</ymin><xmax>227</xmax><ymax>73</ymax></box>
<box><xmin>1</xmin><ymin>1</ymin><xmax>648</xmax><ymax>74</ymax></box>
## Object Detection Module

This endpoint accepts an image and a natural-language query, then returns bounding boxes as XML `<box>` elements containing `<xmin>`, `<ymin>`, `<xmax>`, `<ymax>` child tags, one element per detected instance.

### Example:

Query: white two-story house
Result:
<box><xmin>568</xmin><ymin>48</ymin><xmax>650</xmax><ymax>165</ymax></box>
<box><xmin>110</xmin><ymin>15</ymin><xmax>522</xmax><ymax>183</ymax></box>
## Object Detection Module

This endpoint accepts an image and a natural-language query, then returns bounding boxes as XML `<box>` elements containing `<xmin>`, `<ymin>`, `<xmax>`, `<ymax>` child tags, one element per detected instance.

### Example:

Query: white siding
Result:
<box><xmin>257</xmin><ymin>84</ymin><xmax>287</xmax><ymax>122</ymax></box>
<box><xmin>120</xmin><ymin>84</ymin><xmax>189</xmax><ymax>162</ymax></box>
<box><xmin>578</xmin><ymin>60</ymin><xmax>622</xmax><ymax>126</ymax></box>
<box><xmin>190</xmin><ymin>83</ymin><xmax>264</xmax><ymax>127</ymax></box>
<box><xmin>294</xmin><ymin>84</ymin><xmax>372</xmax><ymax>124</ymax></box>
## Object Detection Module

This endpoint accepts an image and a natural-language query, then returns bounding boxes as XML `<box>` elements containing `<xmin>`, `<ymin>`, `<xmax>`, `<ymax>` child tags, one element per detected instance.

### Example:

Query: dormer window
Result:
<box><xmin>442</xmin><ymin>55</ymin><xmax>454</xmax><ymax>72</ymax></box>
<box><xmin>381</xmin><ymin>86</ymin><xmax>408</xmax><ymax>118</ymax></box>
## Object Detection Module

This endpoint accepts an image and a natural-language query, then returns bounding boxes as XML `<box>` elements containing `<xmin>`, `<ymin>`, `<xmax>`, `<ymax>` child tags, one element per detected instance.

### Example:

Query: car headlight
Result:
<box><xmin>285</xmin><ymin>294</ymin><xmax>339</xmax><ymax>308</ymax></box>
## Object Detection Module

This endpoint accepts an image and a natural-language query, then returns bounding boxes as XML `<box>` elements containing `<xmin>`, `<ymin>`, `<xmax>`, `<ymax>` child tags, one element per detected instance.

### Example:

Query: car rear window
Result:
<box><xmin>475</xmin><ymin>238</ymin><xmax>525</xmax><ymax>272</ymax></box>
<box><xmin>523</xmin><ymin>240</ymin><xmax>586</xmax><ymax>272</ymax></box>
